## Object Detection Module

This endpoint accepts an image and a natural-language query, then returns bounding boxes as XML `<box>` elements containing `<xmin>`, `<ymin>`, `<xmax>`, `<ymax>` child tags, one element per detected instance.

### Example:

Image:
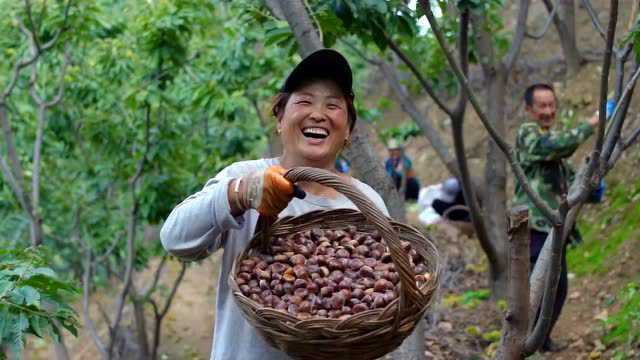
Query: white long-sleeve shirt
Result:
<box><xmin>160</xmin><ymin>158</ymin><xmax>388</xmax><ymax>360</ymax></box>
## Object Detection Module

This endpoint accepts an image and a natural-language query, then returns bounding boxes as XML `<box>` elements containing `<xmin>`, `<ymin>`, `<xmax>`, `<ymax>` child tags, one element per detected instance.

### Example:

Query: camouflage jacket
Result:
<box><xmin>514</xmin><ymin>121</ymin><xmax>594</xmax><ymax>232</ymax></box>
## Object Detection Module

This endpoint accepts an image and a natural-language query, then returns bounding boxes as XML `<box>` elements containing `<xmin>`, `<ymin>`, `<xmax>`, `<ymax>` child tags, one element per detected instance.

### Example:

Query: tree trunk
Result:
<box><xmin>276</xmin><ymin>0</ymin><xmax>322</xmax><ymax>58</ymax></box>
<box><xmin>264</xmin><ymin>0</ymin><xmax>285</xmax><ymax>20</ymax></box>
<box><xmin>496</xmin><ymin>207</ymin><xmax>530</xmax><ymax>360</ymax></box>
<box><xmin>132</xmin><ymin>298</ymin><xmax>150</xmax><ymax>360</ymax></box>
<box><xmin>483</xmin><ymin>69</ymin><xmax>509</xmax><ymax>298</ymax></box>
<box><xmin>343</xmin><ymin>121</ymin><xmax>406</xmax><ymax>220</ymax></box>
<box><xmin>30</xmin><ymin>215</ymin><xmax>44</xmax><ymax>247</ymax></box>
<box><xmin>544</xmin><ymin>0</ymin><xmax>582</xmax><ymax>76</ymax></box>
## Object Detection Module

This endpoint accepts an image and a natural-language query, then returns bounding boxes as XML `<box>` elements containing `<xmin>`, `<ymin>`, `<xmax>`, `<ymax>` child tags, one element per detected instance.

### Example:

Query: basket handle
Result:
<box><xmin>283</xmin><ymin>167</ymin><xmax>420</xmax><ymax>305</ymax></box>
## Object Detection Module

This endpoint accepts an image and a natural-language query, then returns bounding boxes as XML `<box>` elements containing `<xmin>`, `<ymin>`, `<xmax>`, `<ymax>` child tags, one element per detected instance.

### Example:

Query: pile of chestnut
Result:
<box><xmin>236</xmin><ymin>226</ymin><xmax>430</xmax><ymax>320</ymax></box>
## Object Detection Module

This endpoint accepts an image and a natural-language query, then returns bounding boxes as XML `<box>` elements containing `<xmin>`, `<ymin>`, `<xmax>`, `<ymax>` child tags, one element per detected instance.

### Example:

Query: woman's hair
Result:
<box><xmin>271</xmin><ymin>89</ymin><xmax>357</xmax><ymax>132</ymax></box>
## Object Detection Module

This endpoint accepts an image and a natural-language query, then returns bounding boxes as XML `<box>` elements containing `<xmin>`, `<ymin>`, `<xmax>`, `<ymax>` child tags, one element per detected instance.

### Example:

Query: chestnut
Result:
<box><xmin>290</xmin><ymin>254</ymin><xmax>306</xmax><ymax>266</ymax></box>
<box><xmin>294</xmin><ymin>278</ymin><xmax>307</xmax><ymax>289</ymax></box>
<box><xmin>294</xmin><ymin>287</ymin><xmax>309</xmax><ymax>298</ymax></box>
<box><xmin>352</xmin><ymin>303</ymin><xmax>369</xmax><ymax>313</ymax></box>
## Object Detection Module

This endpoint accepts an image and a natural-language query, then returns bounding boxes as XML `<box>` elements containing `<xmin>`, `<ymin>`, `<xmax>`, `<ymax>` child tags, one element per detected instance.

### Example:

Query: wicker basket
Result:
<box><xmin>229</xmin><ymin>167</ymin><xmax>440</xmax><ymax>360</ymax></box>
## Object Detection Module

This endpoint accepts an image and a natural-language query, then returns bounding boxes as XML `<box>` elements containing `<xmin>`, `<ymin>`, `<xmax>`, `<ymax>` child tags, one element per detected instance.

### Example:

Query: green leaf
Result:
<box><xmin>0</xmin><ymin>309</ymin><xmax>8</xmax><ymax>338</ymax></box>
<box><xmin>29</xmin><ymin>316</ymin><xmax>48</xmax><ymax>338</ymax></box>
<box><xmin>8</xmin><ymin>289</ymin><xmax>25</xmax><ymax>305</ymax></box>
<box><xmin>16</xmin><ymin>313</ymin><xmax>29</xmax><ymax>333</ymax></box>
<box><xmin>18</xmin><ymin>286</ymin><xmax>40</xmax><ymax>307</ymax></box>
<box><xmin>32</xmin><ymin>267</ymin><xmax>56</xmax><ymax>278</ymax></box>
<box><xmin>0</xmin><ymin>279</ymin><xmax>12</xmax><ymax>295</ymax></box>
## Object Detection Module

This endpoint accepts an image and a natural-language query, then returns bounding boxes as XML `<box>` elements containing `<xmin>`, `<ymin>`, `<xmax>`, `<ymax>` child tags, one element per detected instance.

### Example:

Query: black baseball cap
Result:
<box><xmin>281</xmin><ymin>49</ymin><xmax>354</xmax><ymax>99</ymax></box>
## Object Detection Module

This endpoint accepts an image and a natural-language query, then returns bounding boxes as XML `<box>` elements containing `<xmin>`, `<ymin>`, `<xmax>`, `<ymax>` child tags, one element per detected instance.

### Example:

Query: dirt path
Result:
<box><xmin>155</xmin><ymin>253</ymin><xmax>221</xmax><ymax>359</ymax></box>
<box><xmin>548</xmin><ymin>236</ymin><xmax>640</xmax><ymax>360</ymax></box>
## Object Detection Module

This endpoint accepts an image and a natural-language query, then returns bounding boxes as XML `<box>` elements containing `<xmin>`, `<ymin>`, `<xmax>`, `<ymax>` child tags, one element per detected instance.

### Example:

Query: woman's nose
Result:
<box><xmin>308</xmin><ymin>108</ymin><xmax>327</xmax><ymax>122</ymax></box>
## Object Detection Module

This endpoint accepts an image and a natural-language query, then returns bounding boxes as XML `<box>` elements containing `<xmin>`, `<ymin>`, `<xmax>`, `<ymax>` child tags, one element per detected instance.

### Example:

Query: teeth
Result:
<box><xmin>302</xmin><ymin>127</ymin><xmax>329</xmax><ymax>136</ymax></box>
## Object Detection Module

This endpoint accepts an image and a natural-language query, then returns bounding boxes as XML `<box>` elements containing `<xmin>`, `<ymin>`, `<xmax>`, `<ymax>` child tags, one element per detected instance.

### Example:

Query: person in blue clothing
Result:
<box><xmin>335</xmin><ymin>154</ymin><xmax>350</xmax><ymax>174</ymax></box>
<box><xmin>385</xmin><ymin>139</ymin><xmax>420</xmax><ymax>201</ymax></box>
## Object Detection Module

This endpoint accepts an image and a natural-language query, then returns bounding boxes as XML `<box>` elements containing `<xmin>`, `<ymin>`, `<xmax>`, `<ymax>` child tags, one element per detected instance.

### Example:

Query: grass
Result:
<box><xmin>603</xmin><ymin>281</ymin><xmax>640</xmax><ymax>349</ymax></box>
<box><xmin>566</xmin><ymin>171</ymin><xmax>640</xmax><ymax>355</ymax></box>
<box><xmin>567</xmin><ymin>180</ymin><xmax>640</xmax><ymax>276</ymax></box>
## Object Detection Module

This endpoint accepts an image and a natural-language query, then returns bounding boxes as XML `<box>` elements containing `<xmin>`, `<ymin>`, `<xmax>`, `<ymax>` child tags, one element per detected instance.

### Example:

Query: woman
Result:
<box><xmin>160</xmin><ymin>49</ymin><xmax>388</xmax><ymax>360</ymax></box>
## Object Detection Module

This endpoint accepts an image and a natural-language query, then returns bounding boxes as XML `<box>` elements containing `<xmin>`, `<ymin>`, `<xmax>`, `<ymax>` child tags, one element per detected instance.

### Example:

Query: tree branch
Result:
<box><xmin>580</xmin><ymin>0</ymin><xmax>607</xmax><ymax>42</ymax></box>
<box><xmin>470</xmin><ymin>10</ymin><xmax>497</xmax><ymax>73</ymax></box>
<box><xmin>622</xmin><ymin>127</ymin><xmax>640</xmax><ymax>150</ymax></box>
<box><xmin>568</xmin><ymin>0</ymin><xmax>618</xmax><ymax>207</ymax></box>
<box><xmin>94</xmin><ymin>233</ymin><xmax>123</xmax><ymax>264</ymax></box>
<box><xmin>24</xmin><ymin>0</ymin><xmax>40</xmax><ymax>49</ymax></box>
<box><xmin>82</xmin><ymin>253</ymin><xmax>108</xmax><ymax>359</ymax></box>
<box><xmin>142</xmin><ymin>256</ymin><xmax>168</xmax><ymax>299</ymax></box>
<box><xmin>382</xmin><ymin>30</ymin><xmax>453</xmax><ymax>117</ymax></box>
<box><xmin>45</xmin><ymin>49</ymin><xmax>70</xmax><ymax>108</ymax></box>
<box><xmin>608</xmin><ymin>125</ymin><xmax>640</xmax><ymax>167</ymax></box>
<box><xmin>158</xmin><ymin>262</ymin><xmax>187</xmax><ymax>319</ymax></box>
<box><xmin>525</xmin><ymin>1</ymin><xmax>557</xmax><ymax>39</ymax></box>
<box><xmin>613</xmin><ymin>44</ymin><xmax>633</xmax><ymax>100</ymax></box>
<box><xmin>339</xmin><ymin>39</ymin><xmax>380</xmax><ymax>66</ymax></box>
<box><xmin>523</xmin><ymin>222</ymin><xmax>565</xmax><ymax>354</ymax></box>
<box><xmin>0</xmin><ymin>105</ymin><xmax>28</xmax><ymax>203</ymax></box>
<box><xmin>0</xmin><ymin>155</ymin><xmax>32</xmax><ymax>215</ymax></box>
<box><xmin>151</xmin><ymin>261</ymin><xmax>187</xmax><ymax>360</ymax></box>
<box><xmin>377</xmin><ymin>59</ymin><xmax>458</xmax><ymax>175</ymax></box>
<box><xmin>452</xmin><ymin>8</ymin><xmax>469</xmax><ymax>120</ymax></box>
<box><xmin>504</xmin><ymin>0</ymin><xmax>531</xmax><ymax>71</ymax></box>
<box><xmin>449</xmin><ymin>8</ymin><xmax>496</xmax><ymax>266</ymax></box>
<box><xmin>601</xmin><ymin>63</ymin><xmax>640</xmax><ymax>167</ymax></box>
<box><xmin>109</xmin><ymin>105</ymin><xmax>152</xmax><ymax>356</ymax></box>
<box><xmin>2</xmin><ymin>22</ymin><xmax>40</xmax><ymax>99</ymax></box>
<box><xmin>419</xmin><ymin>0</ymin><xmax>562</xmax><ymax>225</ymax></box>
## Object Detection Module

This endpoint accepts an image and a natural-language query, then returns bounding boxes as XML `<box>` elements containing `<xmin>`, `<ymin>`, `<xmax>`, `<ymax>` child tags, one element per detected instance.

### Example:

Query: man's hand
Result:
<box><xmin>231</xmin><ymin>166</ymin><xmax>305</xmax><ymax>217</ymax></box>
<box><xmin>587</xmin><ymin>111</ymin><xmax>600</xmax><ymax>128</ymax></box>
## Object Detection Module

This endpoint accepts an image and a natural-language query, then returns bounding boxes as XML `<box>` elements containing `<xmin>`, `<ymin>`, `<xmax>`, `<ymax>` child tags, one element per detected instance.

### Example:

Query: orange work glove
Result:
<box><xmin>238</xmin><ymin>166</ymin><xmax>305</xmax><ymax>217</ymax></box>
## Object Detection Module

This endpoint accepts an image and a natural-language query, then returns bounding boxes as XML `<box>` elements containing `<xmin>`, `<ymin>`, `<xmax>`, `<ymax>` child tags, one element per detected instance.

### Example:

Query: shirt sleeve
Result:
<box><xmin>159</xmin><ymin>165</ymin><xmax>247</xmax><ymax>261</ymax></box>
<box><xmin>404</xmin><ymin>156</ymin><xmax>413</xmax><ymax>171</ymax></box>
<box><xmin>517</xmin><ymin>122</ymin><xmax>594</xmax><ymax>163</ymax></box>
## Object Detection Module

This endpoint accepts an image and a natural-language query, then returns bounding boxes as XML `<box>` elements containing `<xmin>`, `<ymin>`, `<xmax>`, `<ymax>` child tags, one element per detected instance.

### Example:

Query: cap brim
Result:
<box><xmin>281</xmin><ymin>49</ymin><xmax>354</xmax><ymax>98</ymax></box>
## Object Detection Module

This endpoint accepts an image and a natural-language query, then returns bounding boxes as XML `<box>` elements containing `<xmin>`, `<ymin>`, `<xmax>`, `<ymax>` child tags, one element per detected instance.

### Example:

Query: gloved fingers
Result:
<box><xmin>265</xmin><ymin>166</ymin><xmax>294</xmax><ymax>195</ymax></box>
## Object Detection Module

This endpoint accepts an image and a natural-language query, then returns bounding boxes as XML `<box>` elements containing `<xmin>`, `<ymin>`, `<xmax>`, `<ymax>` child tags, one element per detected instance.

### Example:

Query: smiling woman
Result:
<box><xmin>159</xmin><ymin>49</ymin><xmax>389</xmax><ymax>360</ymax></box>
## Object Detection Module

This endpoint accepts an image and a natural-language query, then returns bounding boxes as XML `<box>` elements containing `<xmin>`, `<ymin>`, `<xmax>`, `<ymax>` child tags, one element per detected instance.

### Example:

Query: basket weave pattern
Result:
<box><xmin>229</xmin><ymin>167</ymin><xmax>440</xmax><ymax>360</ymax></box>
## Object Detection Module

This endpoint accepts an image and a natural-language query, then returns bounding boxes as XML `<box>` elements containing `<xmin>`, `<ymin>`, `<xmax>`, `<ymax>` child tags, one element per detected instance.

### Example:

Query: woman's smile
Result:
<box><xmin>301</xmin><ymin>126</ymin><xmax>330</xmax><ymax>145</ymax></box>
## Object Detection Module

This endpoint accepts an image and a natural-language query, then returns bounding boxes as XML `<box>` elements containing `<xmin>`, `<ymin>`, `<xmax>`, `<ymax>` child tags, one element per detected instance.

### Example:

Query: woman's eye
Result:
<box><xmin>328</xmin><ymin>104</ymin><xmax>341</xmax><ymax>110</ymax></box>
<box><xmin>296</xmin><ymin>100</ymin><xmax>311</xmax><ymax>105</ymax></box>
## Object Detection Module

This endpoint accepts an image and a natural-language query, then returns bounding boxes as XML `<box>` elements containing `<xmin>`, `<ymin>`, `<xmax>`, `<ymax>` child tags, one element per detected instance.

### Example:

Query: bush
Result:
<box><xmin>0</xmin><ymin>247</ymin><xmax>79</xmax><ymax>359</ymax></box>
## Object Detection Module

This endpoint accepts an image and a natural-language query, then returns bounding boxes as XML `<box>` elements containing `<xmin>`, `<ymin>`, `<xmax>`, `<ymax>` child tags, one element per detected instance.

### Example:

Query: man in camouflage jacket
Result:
<box><xmin>514</xmin><ymin>83</ymin><xmax>598</xmax><ymax>352</ymax></box>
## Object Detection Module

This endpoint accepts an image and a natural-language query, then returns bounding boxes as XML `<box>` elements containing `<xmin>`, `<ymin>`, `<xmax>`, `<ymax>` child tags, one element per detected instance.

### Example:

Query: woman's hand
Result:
<box><xmin>229</xmin><ymin>166</ymin><xmax>305</xmax><ymax>217</ymax></box>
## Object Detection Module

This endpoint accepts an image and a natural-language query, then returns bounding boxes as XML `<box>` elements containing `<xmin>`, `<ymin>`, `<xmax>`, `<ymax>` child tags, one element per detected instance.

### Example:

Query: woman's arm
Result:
<box><xmin>160</xmin><ymin>160</ymin><xmax>297</xmax><ymax>261</ymax></box>
<box><xmin>160</xmin><ymin>174</ymin><xmax>245</xmax><ymax>261</ymax></box>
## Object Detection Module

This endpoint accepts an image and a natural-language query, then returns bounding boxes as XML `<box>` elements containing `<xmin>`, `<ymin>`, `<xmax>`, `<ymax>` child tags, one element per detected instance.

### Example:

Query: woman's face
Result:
<box><xmin>277</xmin><ymin>79</ymin><xmax>351</xmax><ymax>167</ymax></box>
